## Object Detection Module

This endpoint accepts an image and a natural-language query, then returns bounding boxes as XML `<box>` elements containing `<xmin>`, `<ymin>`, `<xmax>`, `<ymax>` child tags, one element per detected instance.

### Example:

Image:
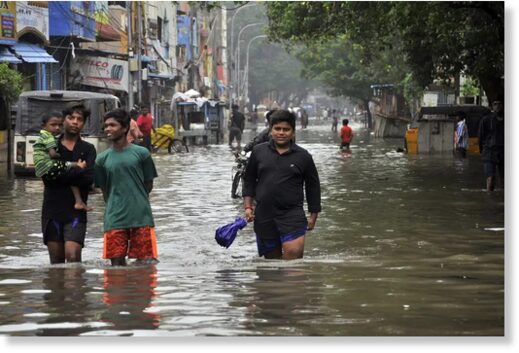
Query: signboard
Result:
<box><xmin>16</xmin><ymin>1</ymin><xmax>49</xmax><ymax>41</ymax></box>
<box><xmin>70</xmin><ymin>55</ymin><xmax>128</xmax><ymax>92</ymax></box>
<box><xmin>0</xmin><ymin>1</ymin><xmax>16</xmax><ymax>44</ymax></box>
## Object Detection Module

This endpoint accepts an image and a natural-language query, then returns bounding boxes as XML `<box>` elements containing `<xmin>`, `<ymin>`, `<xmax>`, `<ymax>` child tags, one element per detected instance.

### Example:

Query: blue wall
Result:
<box><xmin>177</xmin><ymin>15</ymin><xmax>191</xmax><ymax>61</ymax></box>
<box><xmin>49</xmin><ymin>1</ymin><xmax>96</xmax><ymax>41</ymax></box>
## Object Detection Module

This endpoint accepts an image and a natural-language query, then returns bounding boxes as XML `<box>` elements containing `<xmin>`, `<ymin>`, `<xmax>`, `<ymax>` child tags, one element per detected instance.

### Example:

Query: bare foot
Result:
<box><xmin>74</xmin><ymin>201</ymin><xmax>93</xmax><ymax>212</ymax></box>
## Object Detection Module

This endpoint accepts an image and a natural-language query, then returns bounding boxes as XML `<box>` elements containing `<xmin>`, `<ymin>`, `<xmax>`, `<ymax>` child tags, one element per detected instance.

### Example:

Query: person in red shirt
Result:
<box><xmin>136</xmin><ymin>106</ymin><xmax>155</xmax><ymax>151</ymax></box>
<box><xmin>339</xmin><ymin>119</ymin><xmax>354</xmax><ymax>150</ymax></box>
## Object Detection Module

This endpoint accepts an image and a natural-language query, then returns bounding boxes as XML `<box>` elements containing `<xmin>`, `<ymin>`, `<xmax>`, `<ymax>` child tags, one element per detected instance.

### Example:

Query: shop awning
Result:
<box><xmin>10</xmin><ymin>42</ymin><xmax>58</xmax><ymax>63</ymax></box>
<box><xmin>0</xmin><ymin>47</ymin><xmax>22</xmax><ymax>64</ymax></box>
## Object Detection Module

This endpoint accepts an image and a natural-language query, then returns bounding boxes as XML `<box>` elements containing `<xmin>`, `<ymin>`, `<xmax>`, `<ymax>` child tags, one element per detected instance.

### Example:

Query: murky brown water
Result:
<box><xmin>0</xmin><ymin>120</ymin><xmax>504</xmax><ymax>336</ymax></box>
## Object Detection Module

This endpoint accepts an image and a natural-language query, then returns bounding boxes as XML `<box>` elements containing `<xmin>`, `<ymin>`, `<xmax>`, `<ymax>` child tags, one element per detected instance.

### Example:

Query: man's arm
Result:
<box><xmin>101</xmin><ymin>188</ymin><xmax>107</xmax><ymax>203</ymax></box>
<box><xmin>478</xmin><ymin>118</ymin><xmax>486</xmax><ymax>153</ymax></box>
<box><xmin>304</xmin><ymin>155</ymin><xmax>322</xmax><ymax>215</ymax></box>
<box><xmin>48</xmin><ymin>144</ymin><xmax>96</xmax><ymax>187</ymax></box>
<box><xmin>243</xmin><ymin>128</ymin><xmax>269</xmax><ymax>152</ymax></box>
<box><xmin>142</xmin><ymin>152</ymin><xmax>158</xmax><ymax>195</ymax></box>
<box><xmin>145</xmin><ymin>180</ymin><xmax>153</xmax><ymax>194</ymax></box>
<box><xmin>243</xmin><ymin>196</ymin><xmax>254</xmax><ymax>222</ymax></box>
<box><xmin>307</xmin><ymin>212</ymin><xmax>318</xmax><ymax>230</ymax></box>
<box><xmin>242</xmin><ymin>151</ymin><xmax>258</xmax><ymax>222</ymax></box>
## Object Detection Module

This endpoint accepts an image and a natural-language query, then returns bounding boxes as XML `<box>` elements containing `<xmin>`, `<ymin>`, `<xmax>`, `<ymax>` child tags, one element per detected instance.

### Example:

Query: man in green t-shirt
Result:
<box><xmin>95</xmin><ymin>108</ymin><xmax>158</xmax><ymax>266</ymax></box>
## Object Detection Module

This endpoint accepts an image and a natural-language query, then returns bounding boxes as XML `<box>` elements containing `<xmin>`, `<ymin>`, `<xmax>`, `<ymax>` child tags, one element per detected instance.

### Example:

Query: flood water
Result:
<box><xmin>0</xmin><ymin>120</ymin><xmax>504</xmax><ymax>336</ymax></box>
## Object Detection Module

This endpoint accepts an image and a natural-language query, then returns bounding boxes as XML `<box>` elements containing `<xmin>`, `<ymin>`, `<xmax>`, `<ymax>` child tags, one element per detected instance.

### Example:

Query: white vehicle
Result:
<box><xmin>13</xmin><ymin>90</ymin><xmax>120</xmax><ymax>176</ymax></box>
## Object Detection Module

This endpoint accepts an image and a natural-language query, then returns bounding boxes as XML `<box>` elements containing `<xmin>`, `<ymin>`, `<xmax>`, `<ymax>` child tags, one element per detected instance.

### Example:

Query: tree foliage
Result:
<box><xmin>0</xmin><ymin>62</ymin><xmax>23</xmax><ymax>103</ymax></box>
<box><xmin>248</xmin><ymin>42</ymin><xmax>315</xmax><ymax>107</ymax></box>
<box><xmin>265</xmin><ymin>1</ymin><xmax>504</xmax><ymax>103</ymax></box>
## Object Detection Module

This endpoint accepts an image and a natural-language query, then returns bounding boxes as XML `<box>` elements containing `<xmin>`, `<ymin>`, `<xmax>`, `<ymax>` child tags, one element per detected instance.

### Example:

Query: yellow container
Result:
<box><xmin>467</xmin><ymin>137</ymin><xmax>480</xmax><ymax>155</ymax></box>
<box><xmin>405</xmin><ymin>128</ymin><xmax>418</xmax><ymax>154</ymax></box>
<box><xmin>151</xmin><ymin>124</ymin><xmax>175</xmax><ymax>149</ymax></box>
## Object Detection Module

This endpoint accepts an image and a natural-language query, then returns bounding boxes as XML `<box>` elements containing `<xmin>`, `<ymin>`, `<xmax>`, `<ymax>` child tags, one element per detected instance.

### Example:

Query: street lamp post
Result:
<box><xmin>229</xmin><ymin>2</ymin><xmax>257</xmax><ymax>103</ymax></box>
<box><xmin>235</xmin><ymin>22</ymin><xmax>264</xmax><ymax>103</ymax></box>
<box><xmin>244</xmin><ymin>35</ymin><xmax>268</xmax><ymax>105</ymax></box>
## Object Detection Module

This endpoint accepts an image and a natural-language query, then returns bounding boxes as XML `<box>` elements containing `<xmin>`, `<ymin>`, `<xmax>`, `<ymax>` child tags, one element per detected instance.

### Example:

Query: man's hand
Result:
<box><xmin>307</xmin><ymin>213</ymin><xmax>318</xmax><ymax>230</ymax></box>
<box><xmin>244</xmin><ymin>208</ymin><xmax>254</xmax><ymax>222</ymax></box>
<box><xmin>77</xmin><ymin>159</ymin><xmax>87</xmax><ymax>169</ymax></box>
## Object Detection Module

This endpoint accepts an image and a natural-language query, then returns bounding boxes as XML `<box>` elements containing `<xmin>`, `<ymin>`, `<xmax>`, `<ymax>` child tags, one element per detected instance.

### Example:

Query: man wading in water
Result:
<box><xmin>242</xmin><ymin>110</ymin><xmax>321</xmax><ymax>259</ymax></box>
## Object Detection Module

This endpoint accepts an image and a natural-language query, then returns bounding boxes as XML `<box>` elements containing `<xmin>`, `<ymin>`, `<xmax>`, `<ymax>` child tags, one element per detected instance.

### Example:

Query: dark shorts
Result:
<box><xmin>340</xmin><ymin>142</ymin><xmax>350</xmax><ymax>149</ymax></box>
<box><xmin>103</xmin><ymin>226</ymin><xmax>158</xmax><ymax>260</ymax></box>
<box><xmin>42</xmin><ymin>218</ymin><xmax>86</xmax><ymax>247</ymax></box>
<box><xmin>484</xmin><ymin>161</ymin><xmax>504</xmax><ymax>178</ymax></box>
<box><xmin>253</xmin><ymin>210</ymin><xmax>307</xmax><ymax>257</ymax></box>
<box><xmin>141</xmin><ymin>135</ymin><xmax>152</xmax><ymax>151</ymax></box>
<box><xmin>455</xmin><ymin>147</ymin><xmax>467</xmax><ymax>158</ymax></box>
<box><xmin>229</xmin><ymin>127</ymin><xmax>242</xmax><ymax>143</ymax></box>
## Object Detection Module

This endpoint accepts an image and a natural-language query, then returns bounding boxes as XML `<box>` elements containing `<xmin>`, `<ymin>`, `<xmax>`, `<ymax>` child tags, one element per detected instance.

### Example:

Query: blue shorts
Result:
<box><xmin>253</xmin><ymin>211</ymin><xmax>307</xmax><ymax>257</ymax></box>
<box><xmin>42</xmin><ymin>218</ymin><xmax>86</xmax><ymax>247</ymax></box>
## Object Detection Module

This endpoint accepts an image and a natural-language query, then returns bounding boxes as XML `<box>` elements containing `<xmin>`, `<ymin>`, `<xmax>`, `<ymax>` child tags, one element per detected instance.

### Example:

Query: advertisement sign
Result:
<box><xmin>0</xmin><ymin>1</ymin><xmax>16</xmax><ymax>44</ymax></box>
<box><xmin>16</xmin><ymin>1</ymin><xmax>49</xmax><ymax>41</ymax></box>
<box><xmin>70</xmin><ymin>55</ymin><xmax>128</xmax><ymax>92</ymax></box>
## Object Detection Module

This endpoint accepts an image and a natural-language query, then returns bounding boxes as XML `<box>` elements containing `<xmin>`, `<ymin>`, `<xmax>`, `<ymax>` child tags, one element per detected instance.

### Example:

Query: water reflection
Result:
<box><xmin>38</xmin><ymin>266</ymin><xmax>91</xmax><ymax>336</ymax></box>
<box><xmin>223</xmin><ymin>265</ymin><xmax>325</xmax><ymax>336</ymax></box>
<box><xmin>100</xmin><ymin>265</ymin><xmax>160</xmax><ymax>333</ymax></box>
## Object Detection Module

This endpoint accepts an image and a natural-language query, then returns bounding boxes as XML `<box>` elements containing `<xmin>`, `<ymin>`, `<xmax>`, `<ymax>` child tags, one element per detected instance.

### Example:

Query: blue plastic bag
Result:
<box><xmin>215</xmin><ymin>217</ymin><xmax>248</xmax><ymax>248</ymax></box>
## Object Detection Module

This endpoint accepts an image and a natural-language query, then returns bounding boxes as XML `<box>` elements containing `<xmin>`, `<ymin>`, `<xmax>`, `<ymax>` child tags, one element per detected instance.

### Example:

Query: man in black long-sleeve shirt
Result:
<box><xmin>242</xmin><ymin>110</ymin><xmax>321</xmax><ymax>260</ymax></box>
<box><xmin>41</xmin><ymin>105</ymin><xmax>96</xmax><ymax>264</ymax></box>
<box><xmin>478</xmin><ymin>100</ymin><xmax>504</xmax><ymax>191</ymax></box>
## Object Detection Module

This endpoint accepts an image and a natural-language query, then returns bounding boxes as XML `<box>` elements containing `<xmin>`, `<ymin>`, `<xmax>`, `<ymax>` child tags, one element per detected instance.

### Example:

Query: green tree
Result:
<box><xmin>295</xmin><ymin>36</ymin><xmax>375</xmax><ymax>127</ymax></box>
<box><xmin>265</xmin><ymin>1</ymin><xmax>504</xmax><ymax>103</ymax></box>
<box><xmin>248</xmin><ymin>42</ymin><xmax>315</xmax><ymax>108</ymax></box>
<box><xmin>0</xmin><ymin>62</ymin><xmax>23</xmax><ymax>130</ymax></box>
<box><xmin>0</xmin><ymin>62</ymin><xmax>23</xmax><ymax>103</ymax></box>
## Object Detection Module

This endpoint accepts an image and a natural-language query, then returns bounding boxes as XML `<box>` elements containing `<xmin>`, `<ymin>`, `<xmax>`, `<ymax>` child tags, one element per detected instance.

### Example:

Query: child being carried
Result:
<box><xmin>33</xmin><ymin>112</ymin><xmax>92</xmax><ymax>211</ymax></box>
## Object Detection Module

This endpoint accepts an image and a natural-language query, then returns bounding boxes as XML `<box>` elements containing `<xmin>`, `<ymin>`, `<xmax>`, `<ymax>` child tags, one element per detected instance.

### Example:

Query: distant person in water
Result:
<box><xmin>339</xmin><ymin>118</ymin><xmax>354</xmax><ymax>151</ymax></box>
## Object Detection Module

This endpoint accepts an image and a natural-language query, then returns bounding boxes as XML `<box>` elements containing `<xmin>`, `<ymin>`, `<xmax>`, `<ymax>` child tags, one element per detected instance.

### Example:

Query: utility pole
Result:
<box><xmin>137</xmin><ymin>1</ymin><xmax>142</xmax><ymax>106</ymax></box>
<box><xmin>221</xmin><ymin>7</ymin><xmax>228</xmax><ymax>101</ymax></box>
<box><xmin>244</xmin><ymin>35</ymin><xmax>267</xmax><ymax>106</ymax></box>
<box><xmin>235</xmin><ymin>22</ymin><xmax>263</xmax><ymax>104</ymax></box>
<box><xmin>229</xmin><ymin>2</ymin><xmax>257</xmax><ymax>104</ymax></box>
<box><xmin>127</xmin><ymin>1</ymin><xmax>134</xmax><ymax>110</ymax></box>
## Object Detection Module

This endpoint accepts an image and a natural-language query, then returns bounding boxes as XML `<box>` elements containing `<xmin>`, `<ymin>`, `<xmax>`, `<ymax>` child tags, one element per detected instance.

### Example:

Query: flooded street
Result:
<box><xmin>0</xmin><ymin>121</ymin><xmax>504</xmax><ymax>336</ymax></box>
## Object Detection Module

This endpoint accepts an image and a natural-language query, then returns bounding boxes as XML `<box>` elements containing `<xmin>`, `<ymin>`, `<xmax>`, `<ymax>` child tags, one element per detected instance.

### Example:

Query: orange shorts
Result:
<box><xmin>103</xmin><ymin>226</ymin><xmax>158</xmax><ymax>260</ymax></box>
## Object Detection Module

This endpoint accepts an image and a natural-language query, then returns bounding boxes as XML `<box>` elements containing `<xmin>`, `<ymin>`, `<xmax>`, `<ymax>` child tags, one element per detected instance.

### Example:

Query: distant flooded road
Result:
<box><xmin>0</xmin><ymin>120</ymin><xmax>504</xmax><ymax>336</ymax></box>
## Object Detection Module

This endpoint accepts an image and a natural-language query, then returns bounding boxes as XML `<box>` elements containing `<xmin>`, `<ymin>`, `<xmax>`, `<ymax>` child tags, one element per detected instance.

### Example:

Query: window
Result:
<box><xmin>157</xmin><ymin>16</ymin><xmax>162</xmax><ymax>42</ymax></box>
